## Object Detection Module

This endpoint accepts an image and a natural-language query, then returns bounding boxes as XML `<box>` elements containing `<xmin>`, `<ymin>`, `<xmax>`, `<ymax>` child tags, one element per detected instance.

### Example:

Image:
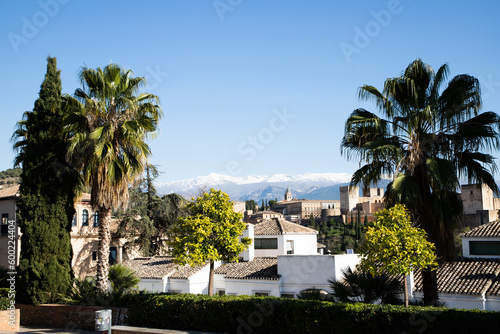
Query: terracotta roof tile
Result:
<box><xmin>122</xmin><ymin>256</ymin><xmax>206</xmax><ymax>280</ymax></box>
<box><xmin>215</xmin><ymin>257</ymin><xmax>280</xmax><ymax>280</ymax></box>
<box><xmin>0</xmin><ymin>185</ymin><xmax>19</xmax><ymax>199</ymax></box>
<box><xmin>413</xmin><ymin>258</ymin><xmax>500</xmax><ymax>296</ymax></box>
<box><xmin>254</xmin><ymin>218</ymin><xmax>317</xmax><ymax>235</ymax></box>
<box><xmin>461</xmin><ymin>220</ymin><xmax>500</xmax><ymax>238</ymax></box>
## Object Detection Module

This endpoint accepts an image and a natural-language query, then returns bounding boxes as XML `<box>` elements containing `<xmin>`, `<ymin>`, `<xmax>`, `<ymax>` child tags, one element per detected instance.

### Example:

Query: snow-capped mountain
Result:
<box><xmin>156</xmin><ymin>172</ymin><xmax>356</xmax><ymax>201</ymax></box>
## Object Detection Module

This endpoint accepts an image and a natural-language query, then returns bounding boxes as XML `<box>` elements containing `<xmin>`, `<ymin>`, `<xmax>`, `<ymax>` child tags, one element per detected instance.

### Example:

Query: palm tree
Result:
<box><xmin>341</xmin><ymin>59</ymin><xmax>500</xmax><ymax>305</ymax></box>
<box><xmin>329</xmin><ymin>267</ymin><xmax>403</xmax><ymax>305</ymax></box>
<box><xmin>64</xmin><ymin>64</ymin><xmax>162</xmax><ymax>291</ymax></box>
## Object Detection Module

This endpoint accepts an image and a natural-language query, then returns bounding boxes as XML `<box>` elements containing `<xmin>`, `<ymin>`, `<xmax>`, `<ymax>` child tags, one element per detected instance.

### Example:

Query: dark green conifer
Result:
<box><xmin>13</xmin><ymin>57</ymin><xmax>79</xmax><ymax>305</ymax></box>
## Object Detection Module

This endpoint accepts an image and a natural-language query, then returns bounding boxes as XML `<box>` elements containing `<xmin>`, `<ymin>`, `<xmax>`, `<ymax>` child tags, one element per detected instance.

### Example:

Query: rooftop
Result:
<box><xmin>413</xmin><ymin>258</ymin><xmax>500</xmax><ymax>296</ymax></box>
<box><xmin>122</xmin><ymin>256</ymin><xmax>206</xmax><ymax>280</ymax></box>
<box><xmin>254</xmin><ymin>218</ymin><xmax>317</xmax><ymax>235</ymax></box>
<box><xmin>215</xmin><ymin>257</ymin><xmax>280</xmax><ymax>280</ymax></box>
<box><xmin>462</xmin><ymin>220</ymin><xmax>500</xmax><ymax>238</ymax></box>
<box><xmin>0</xmin><ymin>185</ymin><xmax>19</xmax><ymax>199</ymax></box>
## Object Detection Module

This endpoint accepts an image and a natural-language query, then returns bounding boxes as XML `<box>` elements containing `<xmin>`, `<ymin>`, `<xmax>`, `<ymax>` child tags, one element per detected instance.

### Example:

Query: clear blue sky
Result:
<box><xmin>1</xmin><ymin>0</ymin><xmax>500</xmax><ymax>183</ymax></box>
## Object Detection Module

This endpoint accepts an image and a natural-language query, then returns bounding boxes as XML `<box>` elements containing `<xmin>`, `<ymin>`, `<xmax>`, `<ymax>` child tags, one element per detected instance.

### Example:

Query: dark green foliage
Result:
<box><xmin>245</xmin><ymin>200</ymin><xmax>258</xmax><ymax>211</ymax></box>
<box><xmin>13</xmin><ymin>57</ymin><xmax>80</xmax><ymax>305</ymax></box>
<box><xmin>124</xmin><ymin>293</ymin><xmax>500</xmax><ymax>334</ymax></box>
<box><xmin>66</xmin><ymin>266</ymin><xmax>139</xmax><ymax>307</ymax></box>
<box><xmin>296</xmin><ymin>288</ymin><xmax>328</xmax><ymax>301</ymax></box>
<box><xmin>0</xmin><ymin>168</ymin><xmax>21</xmax><ymax>184</ymax></box>
<box><xmin>108</xmin><ymin>264</ymin><xmax>140</xmax><ymax>297</ymax></box>
<box><xmin>117</xmin><ymin>165</ymin><xmax>187</xmax><ymax>256</ymax></box>
<box><xmin>0</xmin><ymin>267</ymin><xmax>10</xmax><ymax>289</ymax></box>
<box><xmin>329</xmin><ymin>267</ymin><xmax>403</xmax><ymax>305</ymax></box>
<box><xmin>0</xmin><ymin>288</ymin><xmax>10</xmax><ymax>310</ymax></box>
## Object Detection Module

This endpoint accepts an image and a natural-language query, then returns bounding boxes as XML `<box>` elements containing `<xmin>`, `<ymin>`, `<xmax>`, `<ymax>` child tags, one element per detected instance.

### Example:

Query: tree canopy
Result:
<box><xmin>358</xmin><ymin>204</ymin><xmax>437</xmax><ymax>306</ymax></box>
<box><xmin>13</xmin><ymin>57</ymin><xmax>79</xmax><ymax>304</ymax></box>
<box><xmin>341</xmin><ymin>58</ymin><xmax>500</xmax><ymax>305</ymax></box>
<box><xmin>169</xmin><ymin>189</ymin><xmax>252</xmax><ymax>295</ymax></box>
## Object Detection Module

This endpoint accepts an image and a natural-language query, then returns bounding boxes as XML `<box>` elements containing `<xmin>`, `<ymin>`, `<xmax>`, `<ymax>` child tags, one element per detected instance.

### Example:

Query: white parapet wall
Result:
<box><xmin>277</xmin><ymin>254</ymin><xmax>360</xmax><ymax>297</ymax></box>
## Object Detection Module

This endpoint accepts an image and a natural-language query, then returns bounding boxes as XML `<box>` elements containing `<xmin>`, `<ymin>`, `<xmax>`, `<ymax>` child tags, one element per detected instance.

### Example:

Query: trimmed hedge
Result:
<box><xmin>0</xmin><ymin>288</ymin><xmax>10</xmax><ymax>310</ymax></box>
<box><xmin>125</xmin><ymin>293</ymin><xmax>500</xmax><ymax>334</ymax></box>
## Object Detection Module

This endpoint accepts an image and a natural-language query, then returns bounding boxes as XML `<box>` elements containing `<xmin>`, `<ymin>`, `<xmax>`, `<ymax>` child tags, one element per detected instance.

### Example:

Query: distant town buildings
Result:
<box><xmin>271</xmin><ymin>188</ymin><xmax>340</xmax><ymax>223</ymax></box>
<box><xmin>461</xmin><ymin>183</ymin><xmax>500</xmax><ymax>227</ymax></box>
<box><xmin>339</xmin><ymin>185</ymin><xmax>384</xmax><ymax>215</ymax></box>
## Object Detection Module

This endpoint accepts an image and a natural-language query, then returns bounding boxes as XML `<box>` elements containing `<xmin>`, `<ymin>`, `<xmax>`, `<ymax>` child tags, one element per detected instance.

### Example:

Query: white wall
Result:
<box><xmin>254</xmin><ymin>234</ymin><xmax>319</xmax><ymax>258</ymax></box>
<box><xmin>287</xmin><ymin>234</ymin><xmax>318</xmax><ymax>255</ymax></box>
<box><xmin>412</xmin><ymin>291</ymin><xmax>486</xmax><ymax>310</ymax></box>
<box><xmin>225</xmin><ymin>279</ymin><xmax>281</xmax><ymax>297</ymax></box>
<box><xmin>187</xmin><ymin>265</ymin><xmax>210</xmax><ymax>294</ymax></box>
<box><xmin>462</xmin><ymin>237</ymin><xmax>500</xmax><ymax>258</ymax></box>
<box><xmin>240</xmin><ymin>224</ymin><xmax>255</xmax><ymax>261</ymax></box>
<box><xmin>277</xmin><ymin>254</ymin><xmax>361</xmax><ymax>297</ymax></box>
<box><xmin>138</xmin><ymin>278</ymin><xmax>167</xmax><ymax>293</ymax></box>
<box><xmin>485</xmin><ymin>296</ymin><xmax>500</xmax><ymax>311</ymax></box>
<box><xmin>254</xmin><ymin>235</ymin><xmax>284</xmax><ymax>257</ymax></box>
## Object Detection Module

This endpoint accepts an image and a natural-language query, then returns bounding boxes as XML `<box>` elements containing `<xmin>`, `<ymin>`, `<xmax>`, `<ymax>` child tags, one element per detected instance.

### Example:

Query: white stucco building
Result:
<box><xmin>124</xmin><ymin>217</ymin><xmax>361</xmax><ymax>298</ymax></box>
<box><xmin>410</xmin><ymin>220</ymin><xmax>500</xmax><ymax>311</ymax></box>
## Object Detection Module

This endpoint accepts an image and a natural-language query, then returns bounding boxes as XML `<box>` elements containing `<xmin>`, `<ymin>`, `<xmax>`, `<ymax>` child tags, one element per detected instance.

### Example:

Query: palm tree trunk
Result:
<box><xmin>96</xmin><ymin>207</ymin><xmax>112</xmax><ymax>292</ymax></box>
<box><xmin>208</xmin><ymin>260</ymin><xmax>214</xmax><ymax>296</ymax></box>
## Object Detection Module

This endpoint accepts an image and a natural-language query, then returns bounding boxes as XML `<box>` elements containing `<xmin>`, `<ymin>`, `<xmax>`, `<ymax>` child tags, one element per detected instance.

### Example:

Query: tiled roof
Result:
<box><xmin>413</xmin><ymin>258</ymin><xmax>500</xmax><ymax>296</ymax></box>
<box><xmin>122</xmin><ymin>256</ymin><xmax>206</xmax><ymax>280</ymax></box>
<box><xmin>0</xmin><ymin>185</ymin><xmax>19</xmax><ymax>199</ymax></box>
<box><xmin>461</xmin><ymin>220</ymin><xmax>500</xmax><ymax>238</ymax></box>
<box><xmin>317</xmin><ymin>242</ymin><xmax>326</xmax><ymax>248</ymax></box>
<box><xmin>214</xmin><ymin>257</ymin><xmax>280</xmax><ymax>280</ymax></box>
<box><xmin>254</xmin><ymin>218</ymin><xmax>317</xmax><ymax>235</ymax></box>
<box><xmin>78</xmin><ymin>193</ymin><xmax>91</xmax><ymax>202</ymax></box>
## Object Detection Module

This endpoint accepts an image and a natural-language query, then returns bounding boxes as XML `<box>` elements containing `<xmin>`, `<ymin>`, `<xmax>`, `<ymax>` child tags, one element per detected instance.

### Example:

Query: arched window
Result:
<box><xmin>93</xmin><ymin>211</ymin><xmax>99</xmax><ymax>227</ymax></box>
<box><xmin>82</xmin><ymin>209</ymin><xmax>88</xmax><ymax>226</ymax></box>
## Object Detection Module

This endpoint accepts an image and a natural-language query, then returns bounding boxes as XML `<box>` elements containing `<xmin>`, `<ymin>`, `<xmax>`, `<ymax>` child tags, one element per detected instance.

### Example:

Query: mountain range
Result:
<box><xmin>156</xmin><ymin>172</ymin><xmax>388</xmax><ymax>201</ymax></box>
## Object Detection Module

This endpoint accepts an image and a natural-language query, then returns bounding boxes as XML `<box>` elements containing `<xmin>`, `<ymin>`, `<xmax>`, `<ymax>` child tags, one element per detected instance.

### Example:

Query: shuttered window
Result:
<box><xmin>470</xmin><ymin>241</ymin><xmax>500</xmax><ymax>256</ymax></box>
<box><xmin>254</xmin><ymin>238</ymin><xmax>278</xmax><ymax>249</ymax></box>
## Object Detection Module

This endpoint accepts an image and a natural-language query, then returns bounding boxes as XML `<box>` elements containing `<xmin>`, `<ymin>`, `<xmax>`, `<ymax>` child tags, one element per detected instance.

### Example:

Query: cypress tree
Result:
<box><xmin>356</xmin><ymin>207</ymin><xmax>361</xmax><ymax>240</ymax></box>
<box><xmin>14</xmin><ymin>57</ymin><xmax>79</xmax><ymax>305</ymax></box>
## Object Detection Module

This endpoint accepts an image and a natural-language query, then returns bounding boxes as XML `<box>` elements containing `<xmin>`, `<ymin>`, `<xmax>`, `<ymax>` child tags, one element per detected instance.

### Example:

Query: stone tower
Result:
<box><xmin>284</xmin><ymin>188</ymin><xmax>293</xmax><ymax>202</ymax></box>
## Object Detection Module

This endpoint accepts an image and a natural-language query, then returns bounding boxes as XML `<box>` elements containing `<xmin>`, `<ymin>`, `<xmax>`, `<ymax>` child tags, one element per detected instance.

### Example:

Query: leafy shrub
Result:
<box><xmin>296</xmin><ymin>288</ymin><xmax>329</xmax><ymax>301</ymax></box>
<box><xmin>123</xmin><ymin>293</ymin><xmax>500</xmax><ymax>334</ymax></box>
<box><xmin>329</xmin><ymin>267</ymin><xmax>403</xmax><ymax>305</ymax></box>
<box><xmin>0</xmin><ymin>288</ymin><xmax>11</xmax><ymax>310</ymax></box>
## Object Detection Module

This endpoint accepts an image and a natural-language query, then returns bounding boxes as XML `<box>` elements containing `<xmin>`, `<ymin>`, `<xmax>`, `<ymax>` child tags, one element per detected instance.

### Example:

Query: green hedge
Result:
<box><xmin>124</xmin><ymin>293</ymin><xmax>500</xmax><ymax>334</ymax></box>
<box><xmin>0</xmin><ymin>288</ymin><xmax>11</xmax><ymax>310</ymax></box>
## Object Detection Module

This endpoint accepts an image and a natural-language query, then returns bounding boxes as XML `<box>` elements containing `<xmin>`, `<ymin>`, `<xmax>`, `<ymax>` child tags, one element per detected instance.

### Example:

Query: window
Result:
<box><xmin>82</xmin><ymin>209</ymin><xmax>89</xmax><ymax>226</ymax></box>
<box><xmin>72</xmin><ymin>215</ymin><xmax>77</xmax><ymax>226</ymax></box>
<box><xmin>109</xmin><ymin>246</ymin><xmax>117</xmax><ymax>264</ymax></box>
<box><xmin>254</xmin><ymin>292</ymin><xmax>269</xmax><ymax>297</ymax></box>
<box><xmin>217</xmin><ymin>289</ymin><xmax>226</xmax><ymax>296</ymax></box>
<box><xmin>281</xmin><ymin>293</ymin><xmax>295</xmax><ymax>299</ymax></box>
<box><xmin>92</xmin><ymin>251</ymin><xmax>97</xmax><ymax>261</ymax></box>
<box><xmin>470</xmin><ymin>241</ymin><xmax>500</xmax><ymax>256</ymax></box>
<box><xmin>93</xmin><ymin>211</ymin><xmax>99</xmax><ymax>227</ymax></box>
<box><xmin>1</xmin><ymin>214</ymin><xmax>8</xmax><ymax>236</ymax></box>
<box><xmin>254</xmin><ymin>238</ymin><xmax>278</xmax><ymax>249</ymax></box>
<box><xmin>286</xmin><ymin>240</ymin><xmax>294</xmax><ymax>255</ymax></box>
